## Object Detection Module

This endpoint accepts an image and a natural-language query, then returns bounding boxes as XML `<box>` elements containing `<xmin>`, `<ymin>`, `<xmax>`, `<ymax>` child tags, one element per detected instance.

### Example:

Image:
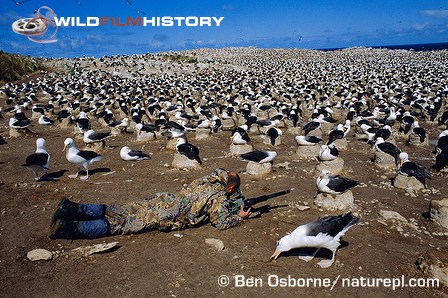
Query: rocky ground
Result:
<box><xmin>0</xmin><ymin>48</ymin><xmax>447</xmax><ymax>297</ymax></box>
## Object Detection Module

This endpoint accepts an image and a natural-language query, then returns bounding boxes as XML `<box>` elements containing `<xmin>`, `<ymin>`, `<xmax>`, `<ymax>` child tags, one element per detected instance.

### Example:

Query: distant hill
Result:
<box><xmin>321</xmin><ymin>42</ymin><xmax>448</xmax><ymax>52</ymax></box>
<box><xmin>0</xmin><ymin>51</ymin><xmax>46</xmax><ymax>85</ymax></box>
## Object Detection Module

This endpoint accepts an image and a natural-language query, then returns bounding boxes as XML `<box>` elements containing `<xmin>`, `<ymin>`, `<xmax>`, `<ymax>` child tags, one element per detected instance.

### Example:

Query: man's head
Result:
<box><xmin>226</xmin><ymin>171</ymin><xmax>241</xmax><ymax>196</ymax></box>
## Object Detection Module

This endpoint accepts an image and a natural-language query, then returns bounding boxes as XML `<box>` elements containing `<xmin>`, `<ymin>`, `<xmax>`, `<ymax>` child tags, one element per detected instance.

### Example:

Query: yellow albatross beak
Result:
<box><xmin>62</xmin><ymin>144</ymin><xmax>66</xmax><ymax>153</ymax></box>
<box><xmin>270</xmin><ymin>248</ymin><xmax>281</xmax><ymax>260</ymax></box>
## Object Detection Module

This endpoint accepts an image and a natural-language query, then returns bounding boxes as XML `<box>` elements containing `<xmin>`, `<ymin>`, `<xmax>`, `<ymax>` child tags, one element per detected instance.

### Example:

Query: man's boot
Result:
<box><xmin>52</xmin><ymin>198</ymin><xmax>107</xmax><ymax>223</ymax></box>
<box><xmin>50</xmin><ymin>219</ymin><xmax>110</xmax><ymax>239</ymax></box>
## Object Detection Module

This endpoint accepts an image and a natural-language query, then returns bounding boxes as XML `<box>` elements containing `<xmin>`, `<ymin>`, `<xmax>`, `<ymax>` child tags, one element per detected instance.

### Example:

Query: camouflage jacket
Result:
<box><xmin>106</xmin><ymin>168</ymin><xmax>244</xmax><ymax>234</ymax></box>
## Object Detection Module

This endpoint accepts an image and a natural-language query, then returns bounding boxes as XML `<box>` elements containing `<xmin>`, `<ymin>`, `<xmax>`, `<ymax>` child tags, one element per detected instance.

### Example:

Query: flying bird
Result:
<box><xmin>271</xmin><ymin>213</ymin><xmax>359</xmax><ymax>268</ymax></box>
<box><xmin>63</xmin><ymin>138</ymin><xmax>102</xmax><ymax>180</ymax></box>
<box><xmin>12</xmin><ymin>0</ymin><xmax>32</xmax><ymax>5</ymax></box>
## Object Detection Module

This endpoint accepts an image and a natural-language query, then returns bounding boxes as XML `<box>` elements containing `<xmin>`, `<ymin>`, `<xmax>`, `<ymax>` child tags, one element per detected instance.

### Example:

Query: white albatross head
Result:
<box><xmin>62</xmin><ymin>138</ymin><xmax>75</xmax><ymax>152</ymax></box>
<box><xmin>36</xmin><ymin>138</ymin><xmax>47</xmax><ymax>153</ymax></box>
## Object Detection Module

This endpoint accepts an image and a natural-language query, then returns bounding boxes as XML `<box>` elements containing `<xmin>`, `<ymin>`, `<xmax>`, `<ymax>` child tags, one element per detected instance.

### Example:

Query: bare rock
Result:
<box><xmin>278</xmin><ymin>121</ymin><xmax>288</xmax><ymax>129</ymax></box>
<box><xmin>430</xmin><ymin>198</ymin><xmax>448</xmax><ymax>229</ymax></box>
<box><xmin>331</xmin><ymin>108</ymin><xmax>343</xmax><ymax>119</ymax></box>
<box><xmin>205</xmin><ymin>238</ymin><xmax>225</xmax><ymax>251</ymax></box>
<box><xmin>229</xmin><ymin>143</ymin><xmax>253</xmax><ymax>156</ymax></box>
<box><xmin>70</xmin><ymin>242</ymin><xmax>119</xmax><ymax>257</ymax></box>
<box><xmin>136</xmin><ymin>131</ymin><xmax>156</xmax><ymax>142</ymax></box>
<box><xmin>248</xmin><ymin>125</ymin><xmax>260</xmax><ymax>134</ymax></box>
<box><xmin>296</xmin><ymin>205</ymin><xmax>311</xmax><ymax>211</ymax></box>
<box><xmin>166</xmin><ymin>138</ymin><xmax>179</xmax><ymax>151</ymax></box>
<box><xmin>111</xmin><ymin>127</ymin><xmax>123</xmax><ymax>136</ymax></box>
<box><xmin>73</xmin><ymin>125</ymin><xmax>83</xmax><ymax>135</ymax></box>
<box><xmin>393</xmin><ymin>173</ymin><xmax>424</xmax><ymax>192</ymax></box>
<box><xmin>374</xmin><ymin>150</ymin><xmax>397</xmax><ymax>170</ymax></box>
<box><xmin>283</xmin><ymin>119</ymin><xmax>297</xmax><ymax>129</ymax></box>
<box><xmin>262</xmin><ymin>135</ymin><xmax>281</xmax><ymax>146</ymax></box>
<box><xmin>221</xmin><ymin>118</ymin><xmax>236</xmax><ymax>131</ymax></box>
<box><xmin>237</xmin><ymin>116</ymin><xmax>247</xmax><ymax>126</ymax></box>
<box><xmin>332</xmin><ymin>138</ymin><xmax>348</xmax><ymax>150</ymax></box>
<box><xmin>396</xmin><ymin>132</ymin><xmax>410</xmax><ymax>140</ymax></box>
<box><xmin>27</xmin><ymin>249</ymin><xmax>53</xmax><ymax>261</ymax></box>
<box><xmin>194</xmin><ymin>128</ymin><xmax>211</xmax><ymax>140</ymax></box>
<box><xmin>58</xmin><ymin>118</ymin><xmax>73</xmax><ymax>128</ymax></box>
<box><xmin>172</xmin><ymin>153</ymin><xmax>201</xmax><ymax>169</ymax></box>
<box><xmin>85</xmin><ymin>142</ymin><xmax>106</xmax><ymax>151</ymax></box>
<box><xmin>314</xmin><ymin>158</ymin><xmax>344</xmax><ymax>176</ymax></box>
<box><xmin>154</xmin><ymin>131</ymin><xmax>165</xmax><ymax>139</ymax></box>
<box><xmin>119</xmin><ymin>109</ymin><xmax>128</xmax><ymax>119</ymax></box>
<box><xmin>275</xmin><ymin>162</ymin><xmax>291</xmax><ymax>170</ymax></box>
<box><xmin>97</xmin><ymin>117</ymin><xmax>110</xmax><ymax>127</ymax></box>
<box><xmin>128</xmin><ymin>121</ymin><xmax>138</xmax><ymax>131</ymax></box>
<box><xmin>246</xmin><ymin>162</ymin><xmax>272</xmax><ymax>176</ymax></box>
<box><xmin>314</xmin><ymin>191</ymin><xmax>356</xmax><ymax>211</ymax></box>
<box><xmin>9</xmin><ymin>127</ymin><xmax>37</xmax><ymax>138</ymax></box>
<box><xmin>354</xmin><ymin>132</ymin><xmax>368</xmax><ymax>140</ymax></box>
<box><xmin>378</xmin><ymin>210</ymin><xmax>408</xmax><ymax>223</ymax></box>
<box><xmin>320</xmin><ymin>122</ymin><xmax>334</xmax><ymax>134</ymax></box>
<box><xmin>256</xmin><ymin>111</ymin><xmax>269</xmax><ymax>119</ymax></box>
<box><xmin>408</xmin><ymin>134</ymin><xmax>429</xmax><ymax>146</ymax></box>
<box><xmin>296</xmin><ymin>144</ymin><xmax>319</xmax><ymax>159</ymax></box>
<box><xmin>285</xmin><ymin>127</ymin><xmax>302</xmax><ymax>135</ymax></box>
<box><xmin>415</xmin><ymin>249</ymin><xmax>448</xmax><ymax>287</ymax></box>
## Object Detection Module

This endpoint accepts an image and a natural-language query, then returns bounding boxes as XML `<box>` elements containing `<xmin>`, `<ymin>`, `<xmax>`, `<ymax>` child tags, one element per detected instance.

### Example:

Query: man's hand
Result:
<box><xmin>239</xmin><ymin>206</ymin><xmax>252</xmax><ymax>219</ymax></box>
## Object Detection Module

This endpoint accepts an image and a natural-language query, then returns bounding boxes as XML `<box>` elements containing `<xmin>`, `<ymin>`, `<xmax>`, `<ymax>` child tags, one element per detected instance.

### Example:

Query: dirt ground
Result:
<box><xmin>0</xmin><ymin>77</ymin><xmax>447</xmax><ymax>298</ymax></box>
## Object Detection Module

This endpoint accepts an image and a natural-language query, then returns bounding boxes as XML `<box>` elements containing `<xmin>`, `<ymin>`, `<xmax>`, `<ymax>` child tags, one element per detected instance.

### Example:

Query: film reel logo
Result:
<box><xmin>12</xmin><ymin>6</ymin><xmax>58</xmax><ymax>43</ymax></box>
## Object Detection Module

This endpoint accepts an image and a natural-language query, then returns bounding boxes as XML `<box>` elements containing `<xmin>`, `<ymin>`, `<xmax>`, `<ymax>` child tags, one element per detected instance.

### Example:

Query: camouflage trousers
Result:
<box><xmin>105</xmin><ymin>192</ymin><xmax>187</xmax><ymax>235</ymax></box>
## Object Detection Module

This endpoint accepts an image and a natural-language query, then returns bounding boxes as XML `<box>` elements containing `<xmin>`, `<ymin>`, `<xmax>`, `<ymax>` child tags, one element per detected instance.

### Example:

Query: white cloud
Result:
<box><xmin>178</xmin><ymin>39</ymin><xmax>218</xmax><ymax>49</ymax></box>
<box><xmin>148</xmin><ymin>39</ymin><xmax>164</xmax><ymax>48</ymax></box>
<box><xmin>420</xmin><ymin>10</ymin><xmax>448</xmax><ymax>18</ymax></box>
<box><xmin>412</xmin><ymin>23</ymin><xmax>428</xmax><ymax>30</ymax></box>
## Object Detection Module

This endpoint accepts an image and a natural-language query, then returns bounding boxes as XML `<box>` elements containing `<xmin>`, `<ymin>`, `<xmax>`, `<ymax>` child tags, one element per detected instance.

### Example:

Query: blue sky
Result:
<box><xmin>1</xmin><ymin>0</ymin><xmax>447</xmax><ymax>57</ymax></box>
